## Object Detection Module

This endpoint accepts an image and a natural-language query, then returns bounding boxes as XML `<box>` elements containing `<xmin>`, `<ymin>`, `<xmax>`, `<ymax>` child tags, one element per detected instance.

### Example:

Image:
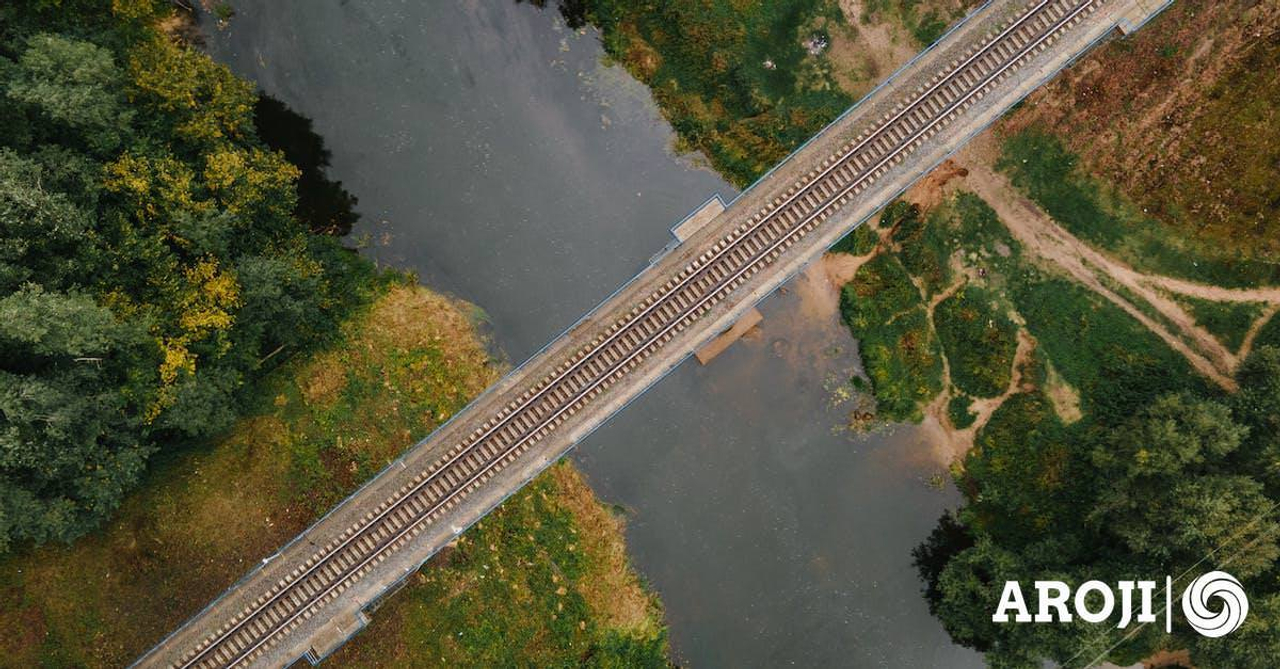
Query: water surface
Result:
<box><xmin>204</xmin><ymin>3</ymin><xmax>980</xmax><ymax>666</ymax></box>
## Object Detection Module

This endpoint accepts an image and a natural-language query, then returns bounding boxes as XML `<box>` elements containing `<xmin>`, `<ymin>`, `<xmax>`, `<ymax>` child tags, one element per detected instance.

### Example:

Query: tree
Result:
<box><xmin>913</xmin><ymin>510</ymin><xmax>975</xmax><ymax>617</ymax></box>
<box><xmin>126</xmin><ymin>36</ymin><xmax>255</xmax><ymax>146</ymax></box>
<box><xmin>1088</xmin><ymin>394</ymin><xmax>1277</xmax><ymax>577</ymax></box>
<box><xmin>0</xmin><ymin>149</ymin><xmax>95</xmax><ymax>292</ymax></box>
<box><xmin>0</xmin><ymin>3</ymin><xmax>364</xmax><ymax>550</ymax></box>
<box><xmin>1191</xmin><ymin>593</ymin><xmax>1280</xmax><ymax>669</ymax></box>
<box><xmin>1234</xmin><ymin>346</ymin><xmax>1280</xmax><ymax>489</ymax></box>
<box><xmin>6</xmin><ymin>33</ymin><xmax>134</xmax><ymax>154</ymax></box>
<box><xmin>0</xmin><ymin>286</ymin><xmax>154</xmax><ymax>548</ymax></box>
<box><xmin>1091</xmin><ymin>392</ymin><xmax>1245</xmax><ymax>478</ymax></box>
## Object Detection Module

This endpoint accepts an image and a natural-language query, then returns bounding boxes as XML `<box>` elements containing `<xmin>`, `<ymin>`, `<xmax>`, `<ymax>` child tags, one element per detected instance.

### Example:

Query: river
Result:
<box><xmin>203</xmin><ymin>2</ymin><xmax>980</xmax><ymax>666</ymax></box>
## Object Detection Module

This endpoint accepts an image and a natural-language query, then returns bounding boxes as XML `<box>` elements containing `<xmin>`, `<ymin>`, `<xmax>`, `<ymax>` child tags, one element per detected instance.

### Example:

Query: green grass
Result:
<box><xmin>838</xmin><ymin>189</ymin><xmax>1200</xmax><ymax>434</ymax></box>
<box><xmin>585</xmin><ymin>0</ymin><xmax>852</xmax><ymax>187</ymax></box>
<box><xmin>330</xmin><ymin>465</ymin><xmax>667</xmax><ymax>668</ymax></box>
<box><xmin>889</xmin><ymin>200</ymin><xmax>953</xmax><ymax>297</ymax></box>
<box><xmin>840</xmin><ymin>251</ymin><xmax>920</xmax><ymax>330</ymax></box>
<box><xmin>948</xmin><ymin>191</ymin><xmax>1020</xmax><ymax>262</ymax></box>
<box><xmin>0</xmin><ymin>285</ymin><xmax>667</xmax><ymax>667</ymax></box>
<box><xmin>1009</xmin><ymin>272</ymin><xmax>1206</xmax><ymax>424</ymax></box>
<box><xmin>948</xmin><ymin>394</ymin><xmax>977</xmax><ymax>429</ymax></box>
<box><xmin>1176</xmin><ymin>296</ymin><xmax>1267</xmax><ymax>352</ymax></box>
<box><xmin>935</xmin><ymin>285</ymin><xmax>1018</xmax><ymax>399</ymax></box>
<box><xmin>831</xmin><ymin>222</ymin><xmax>880</xmax><ymax>255</ymax></box>
<box><xmin>840</xmin><ymin>254</ymin><xmax>943</xmax><ymax>422</ymax></box>
<box><xmin>960</xmin><ymin>389</ymin><xmax>1080</xmax><ymax>543</ymax></box>
<box><xmin>998</xmin><ymin>129</ymin><xmax>1280</xmax><ymax>288</ymax></box>
<box><xmin>1253</xmin><ymin>312</ymin><xmax>1280</xmax><ymax>353</ymax></box>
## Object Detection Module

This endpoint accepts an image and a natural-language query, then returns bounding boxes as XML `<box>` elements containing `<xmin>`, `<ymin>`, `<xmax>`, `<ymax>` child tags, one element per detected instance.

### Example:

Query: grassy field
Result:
<box><xmin>998</xmin><ymin>129</ymin><xmax>1280</xmax><ymax>288</ymax></box>
<box><xmin>1009</xmin><ymin>273</ymin><xmax>1204</xmax><ymax>424</ymax></box>
<box><xmin>1175</xmin><ymin>295</ymin><xmax>1267</xmax><ymax>353</ymax></box>
<box><xmin>0</xmin><ymin>283</ymin><xmax>667</xmax><ymax>668</ymax></box>
<box><xmin>836</xmin><ymin>188</ymin><xmax>1203</xmax><ymax>435</ymax></box>
<box><xmin>999</xmin><ymin>1</ymin><xmax>1280</xmax><ymax>273</ymax></box>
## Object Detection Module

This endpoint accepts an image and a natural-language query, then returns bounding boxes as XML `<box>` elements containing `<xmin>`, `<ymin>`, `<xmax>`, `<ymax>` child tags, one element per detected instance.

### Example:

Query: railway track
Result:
<box><xmin>168</xmin><ymin>1</ymin><xmax>1104</xmax><ymax>666</ymax></box>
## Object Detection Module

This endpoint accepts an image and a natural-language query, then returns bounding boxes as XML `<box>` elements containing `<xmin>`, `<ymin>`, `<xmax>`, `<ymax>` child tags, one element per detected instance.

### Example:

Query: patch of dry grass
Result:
<box><xmin>0</xmin><ymin>283</ymin><xmax>664</xmax><ymax>667</ymax></box>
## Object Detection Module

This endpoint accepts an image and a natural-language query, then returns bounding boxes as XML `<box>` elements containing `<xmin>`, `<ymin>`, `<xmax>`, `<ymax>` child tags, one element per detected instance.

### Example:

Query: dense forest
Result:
<box><xmin>0</xmin><ymin>0</ymin><xmax>370</xmax><ymax>550</ymax></box>
<box><xmin>914</xmin><ymin>349</ymin><xmax>1280</xmax><ymax>667</ymax></box>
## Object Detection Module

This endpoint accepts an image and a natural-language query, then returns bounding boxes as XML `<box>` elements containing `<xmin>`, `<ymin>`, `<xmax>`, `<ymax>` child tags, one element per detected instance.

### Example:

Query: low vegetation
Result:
<box><xmin>1000</xmin><ymin>1</ymin><xmax>1280</xmax><ymax>271</ymax></box>
<box><xmin>535</xmin><ymin>2</ymin><xmax>1280</xmax><ymax>665</ymax></box>
<box><xmin>837</xmin><ymin>195</ymin><xmax>1021</xmax><ymax>424</ymax></box>
<box><xmin>1176</xmin><ymin>295</ymin><xmax>1267</xmax><ymax>353</ymax></box>
<box><xmin>840</xmin><ymin>252</ymin><xmax>943</xmax><ymax>422</ymax></box>
<box><xmin>997</xmin><ymin>129</ymin><xmax>1280</xmax><ymax>288</ymax></box>
<box><xmin>834</xmin><ymin>192</ymin><xmax>1280</xmax><ymax>668</ymax></box>
<box><xmin>332</xmin><ymin>462</ymin><xmax>668</xmax><ymax>668</ymax></box>
<box><xmin>830</xmin><ymin>221</ymin><xmax>880</xmax><ymax>256</ymax></box>
<box><xmin>934</xmin><ymin>286</ymin><xmax>1016</xmax><ymax>399</ymax></box>
<box><xmin>0</xmin><ymin>3</ymin><xmax>671</xmax><ymax>666</ymax></box>
<box><xmin>0</xmin><ymin>284</ymin><xmax>668</xmax><ymax>667</ymax></box>
<box><xmin>890</xmin><ymin>198</ymin><xmax>953</xmax><ymax>297</ymax></box>
<box><xmin>1256</xmin><ymin>313</ymin><xmax>1280</xmax><ymax>352</ymax></box>
<box><xmin>946</xmin><ymin>393</ymin><xmax>976</xmax><ymax>429</ymax></box>
<box><xmin>542</xmin><ymin>0</ymin><xmax>854</xmax><ymax>187</ymax></box>
<box><xmin>860</xmin><ymin>0</ymin><xmax>975</xmax><ymax>46</ymax></box>
<box><xmin>920</xmin><ymin>348</ymin><xmax>1280</xmax><ymax>668</ymax></box>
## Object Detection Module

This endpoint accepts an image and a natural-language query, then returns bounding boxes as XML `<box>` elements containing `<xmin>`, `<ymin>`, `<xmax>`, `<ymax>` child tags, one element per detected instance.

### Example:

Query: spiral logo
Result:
<box><xmin>1181</xmin><ymin>571</ymin><xmax>1249</xmax><ymax>638</ymax></box>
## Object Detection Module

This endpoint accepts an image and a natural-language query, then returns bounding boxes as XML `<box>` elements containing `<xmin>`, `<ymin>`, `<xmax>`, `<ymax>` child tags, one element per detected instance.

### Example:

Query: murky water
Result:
<box><xmin>204</xmin><ymin>3</ymin><xmax>980</xmax><ymax>666</ymax></box>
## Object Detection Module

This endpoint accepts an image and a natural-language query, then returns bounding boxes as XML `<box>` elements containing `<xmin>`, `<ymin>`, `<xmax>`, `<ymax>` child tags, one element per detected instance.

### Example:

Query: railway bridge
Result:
<box><xmin>137</xmin><ymin>0</ymin><xmax>1170</xmax><ymax>666</ymax></box>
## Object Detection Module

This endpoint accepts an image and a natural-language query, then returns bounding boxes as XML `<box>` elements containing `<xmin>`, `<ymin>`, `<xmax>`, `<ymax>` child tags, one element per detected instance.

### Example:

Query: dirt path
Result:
<box><xmin>1240</xmin><ymin>305</ymin><xmax>1280</xmax><ymax>364</ymax></box>
<box><xmin>1140</xmin><ymin>275</ymin><xmax>1280</xmax><ymax>305</ymax></box>
<box><xmin>956</xmin><ymin>156</ymin><xmax>1236</xmax><ymax>389</ymax></box>
<box><xmin>920</xmin><ymin>326</ymin><xmax>1036</xmax><ymax>462</ymax></box>
<box><xmin>935</xmin><ymin>137</ymin><xmax>1280</xmax><ymax>390</ymax></box>
<box><xmin>817</xmin><ymin>131</ymin><xmax>1280</xmax><ymax>460</ymax></box>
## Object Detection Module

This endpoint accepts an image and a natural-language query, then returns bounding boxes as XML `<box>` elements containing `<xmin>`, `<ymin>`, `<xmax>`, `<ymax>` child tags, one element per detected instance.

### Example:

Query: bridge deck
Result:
<box><xmin>136</xmin><ymin>1</ymin><xmax>1168</xmax><ymax>667</ymax></box>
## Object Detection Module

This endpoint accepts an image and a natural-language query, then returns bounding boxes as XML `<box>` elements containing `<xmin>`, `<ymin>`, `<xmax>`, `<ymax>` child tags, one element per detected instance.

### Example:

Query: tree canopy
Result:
<box><xmin>919</xmin><ymin>347</ymin><xmax>1280</xmax><ymax>667</ymax></box>
<box><xmin>0</xmin><ymin>0</ymin><xmax>369</xmax><ymax>550</ymax></box>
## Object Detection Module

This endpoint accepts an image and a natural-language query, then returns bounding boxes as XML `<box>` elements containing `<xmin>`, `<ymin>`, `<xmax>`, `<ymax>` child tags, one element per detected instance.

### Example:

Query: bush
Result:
<box><xmin>840</xmin><ymin>254</ymin><xmax>943</xmax><ymax>422</ymax></box>
<box><xmin>830</xmin><ymin>222</ymin><xmax>879</xmax><ymax>255</ymax></box>
<box><xmin>935</xmin><ymin>286</ymin><xmax>1018</xmax><ymax>399</ymax></box>
<box><xmin>580</xmin><ymin>0</ymin><xmax>852</xmax><ymax>186</ymax></box>
<box><xmin>947</xmin><ymin>394</ymin><xmax>976</xmax><ymax>429</ymax></box>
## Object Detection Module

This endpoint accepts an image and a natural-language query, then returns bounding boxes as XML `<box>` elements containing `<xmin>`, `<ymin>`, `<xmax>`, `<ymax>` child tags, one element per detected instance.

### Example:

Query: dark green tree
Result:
<box><xmin>6</xmin><ymin>33</ymin><xmax>134</xmax><ymax>154</ymax></box>
<box><xmin>0</xmin><ymin>286</ymin><xmax>154</xmax><ymax>549</ymax></box>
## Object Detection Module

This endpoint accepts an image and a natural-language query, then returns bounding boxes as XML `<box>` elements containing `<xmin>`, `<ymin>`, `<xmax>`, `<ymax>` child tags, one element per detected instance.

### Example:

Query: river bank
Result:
<box><xmin>200</xmin><ymin>1</ymin><xmax>978</xmax><ymax>665</ymax></box>
<box><xmin>0</xmin><ymin>280</ymin><xmax>668</xmax><ymax>666</ymax></box>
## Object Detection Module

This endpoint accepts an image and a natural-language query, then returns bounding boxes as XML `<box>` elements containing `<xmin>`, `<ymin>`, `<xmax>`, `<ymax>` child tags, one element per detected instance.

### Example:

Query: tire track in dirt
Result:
<box><xmin>939</xmin><ymin>137</ymin><xmax>1280</xmax><ymax>389</ymax></box>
